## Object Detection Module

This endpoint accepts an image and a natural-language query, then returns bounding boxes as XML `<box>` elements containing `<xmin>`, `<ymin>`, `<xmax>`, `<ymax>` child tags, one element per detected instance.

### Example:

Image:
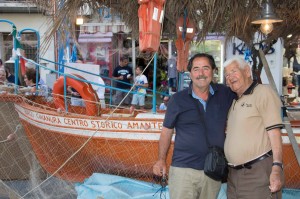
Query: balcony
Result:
<box><xmin>0</xmin><ymin>0</ymin><xmax>39</xmax><ymax>13</ymax></box>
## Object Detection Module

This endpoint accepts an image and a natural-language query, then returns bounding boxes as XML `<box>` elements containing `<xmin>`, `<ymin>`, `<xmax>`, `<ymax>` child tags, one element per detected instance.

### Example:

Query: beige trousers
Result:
<box><xmin>168</xmin><ymin>166</ymin><xmax>221</xmax><ymax>199</ymax></box>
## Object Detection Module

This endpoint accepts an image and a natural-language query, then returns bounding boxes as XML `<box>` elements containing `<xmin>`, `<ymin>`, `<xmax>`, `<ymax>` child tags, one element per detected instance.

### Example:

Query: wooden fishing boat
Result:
<box><xmin>5</xmin><ymin>94</ymin><xmax>173</xmax><ymax>183</ymax></box>
<box><xmin>0</xmin><ymin>90</ymin><xmax>299</xmax><ymax>188</ymax></box>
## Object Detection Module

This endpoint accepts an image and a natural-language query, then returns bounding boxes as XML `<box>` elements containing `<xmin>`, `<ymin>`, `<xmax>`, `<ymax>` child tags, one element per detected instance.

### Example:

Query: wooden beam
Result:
<box><xmin>259</xmin><ymin>48</ymin><xmax>278</xmax><ymax>93</ymax></box>
<box><xmin>259</xmin><ymin>48</ymin><xmax>300</xmax><ymax>166</ymax></box>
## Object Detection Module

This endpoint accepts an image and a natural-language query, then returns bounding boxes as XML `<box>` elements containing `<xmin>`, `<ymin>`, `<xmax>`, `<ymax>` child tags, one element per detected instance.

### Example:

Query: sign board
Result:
<box><xmin>225</xmin><ymin>35</ymin><xmax>283</xmax><ymax>95</ymax></box>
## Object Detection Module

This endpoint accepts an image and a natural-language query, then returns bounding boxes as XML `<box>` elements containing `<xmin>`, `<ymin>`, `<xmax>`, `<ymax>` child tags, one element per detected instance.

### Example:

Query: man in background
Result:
<box><xmin>112</xmin><ymin>56</ymin><xmax>133</xmax><ymax>106</ymax></box>
<box><xmin>159</xmin><ymin>96</ymin><xmax>169</xmax><ymax>111</ymax></box>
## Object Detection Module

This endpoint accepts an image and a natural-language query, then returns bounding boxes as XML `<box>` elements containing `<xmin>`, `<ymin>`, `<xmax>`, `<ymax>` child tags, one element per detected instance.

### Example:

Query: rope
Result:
<box><xmin>0</xmin><ymin>124</ymin><xmax>21</xmax><ymax>144</ymax></box>
<box><xmin>21</xmin><ymin>55</ymin><xmax>156</xmax><ymax>198</ymax></box>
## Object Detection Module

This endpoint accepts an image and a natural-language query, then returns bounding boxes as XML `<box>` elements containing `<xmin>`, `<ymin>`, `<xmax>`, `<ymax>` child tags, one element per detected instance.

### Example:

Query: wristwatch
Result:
<box><xmin>272</xmin><ymin>162</ymin><xmax>284</xmax><ymax>170</ymax></box>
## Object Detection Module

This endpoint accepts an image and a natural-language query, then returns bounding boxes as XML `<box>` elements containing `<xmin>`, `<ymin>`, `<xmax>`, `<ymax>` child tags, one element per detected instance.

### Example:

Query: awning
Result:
<box><xmin>78</xmin><ymin>37</ymin><xmax>112</xmax><ymax>43</ymax></box>
<box><xmin>80</xmin><ymin>22</ymin><xmax>131</xmax><ymax>34</ymax></box>
<box><xmin>78</xmin><ymin>32</ymin><xmax>113</xmax><ymax>43</ymax></box>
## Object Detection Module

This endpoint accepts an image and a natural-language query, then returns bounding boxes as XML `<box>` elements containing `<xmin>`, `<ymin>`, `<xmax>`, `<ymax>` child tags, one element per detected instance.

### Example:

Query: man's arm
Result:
<box><xmin>153</xmin><ymin>127</ymin><xmax>174</xmax><ymax>176</ymax></box>
<box><xmin>113</xmin><ymin>76</ymin><xmax>123</xmax><ymax>80</ymax></box>
<box><xmin>137</xmin><ymin>82</ymin><xmax>148</xmax><ymax>88</ymax></box>
<box><xmin>267</xmin><ymin>128</ymin><xmax>283</xmax><ymax>192</ymax></box>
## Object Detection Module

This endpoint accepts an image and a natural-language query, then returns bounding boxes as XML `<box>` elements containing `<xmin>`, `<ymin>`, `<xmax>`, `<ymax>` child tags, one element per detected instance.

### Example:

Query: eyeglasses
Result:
<box><xmin>224</xmin><ymin>69</ymin><xmax>238</xmax><ymax>79</ymax></box>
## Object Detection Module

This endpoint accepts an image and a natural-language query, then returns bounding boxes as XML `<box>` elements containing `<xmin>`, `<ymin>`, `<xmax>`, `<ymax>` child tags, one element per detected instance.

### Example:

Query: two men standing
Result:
<box><xmin>153</xmin><ymin>53</ymin><xmax>236</xmax><ymax>199</ymax></box>
<box><xmin>153</xmin><ymin>54</ymin><xmax>283</xmax><ymax>199</ymax></box>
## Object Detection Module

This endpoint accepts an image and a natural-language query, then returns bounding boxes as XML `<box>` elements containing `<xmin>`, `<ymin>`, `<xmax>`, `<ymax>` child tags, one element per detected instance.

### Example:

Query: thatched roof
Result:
<box><xmin>32</xmin><ymin>0</ymin><xmax>300</xmax><ymax>55</ymax></box>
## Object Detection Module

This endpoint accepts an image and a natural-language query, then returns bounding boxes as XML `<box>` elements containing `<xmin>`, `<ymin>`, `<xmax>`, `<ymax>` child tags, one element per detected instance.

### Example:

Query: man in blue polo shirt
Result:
<box><xmin>153</xmin><ymin>53</ymin><xmax>236</xmax><ymax>199</ymax></box>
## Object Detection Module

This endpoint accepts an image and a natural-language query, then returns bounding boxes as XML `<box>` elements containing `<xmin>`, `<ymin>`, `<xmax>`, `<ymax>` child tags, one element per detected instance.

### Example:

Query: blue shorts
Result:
<box><xmin>131</xmin><ymin>93</ymin><xmax>145</xmax><ymax>106</ymax></box>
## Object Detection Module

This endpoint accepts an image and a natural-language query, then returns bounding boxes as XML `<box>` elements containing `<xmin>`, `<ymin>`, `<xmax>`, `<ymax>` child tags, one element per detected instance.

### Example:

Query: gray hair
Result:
<box><xmin>223</xmin><ymin>56</ymin><xmax>253</xmax><ymax>79</ymax></box>
<box><xmin>223</xmin><ymin>56</ymin><xmax>249</xmax><ymax>69</ymax></box>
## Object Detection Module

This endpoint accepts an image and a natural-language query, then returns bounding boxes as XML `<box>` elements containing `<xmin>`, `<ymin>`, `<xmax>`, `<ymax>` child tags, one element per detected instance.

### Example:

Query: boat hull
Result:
<box><xmin>14</xmin><ymin>102</ymin><xmax>300</xmax><ymax>188</ymax></box>
<box><xmin>15</xmin><ymin>103</ymin><xmax>173</xmax><ymax>182</ymax></box>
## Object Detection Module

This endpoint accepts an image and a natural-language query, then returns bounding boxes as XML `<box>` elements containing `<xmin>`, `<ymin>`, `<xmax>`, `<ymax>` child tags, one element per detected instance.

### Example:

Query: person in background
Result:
<box><xmin>153</xmin><ymin>53</ymin><xmax>236</xmax><ymax>199</ymax></box>
<box><xmin>130</xmin><ymin>66</ymin><xmax>148</xmax><ymax>112</ymax></box>
<box><xmin>0</xmin><ymin>68</ymin><xmax>13</xmax><ymax>93</ymax></box>
<box><xmin>167</xmin><ymin>55</ymin><xmax>177</xmax><ymax>94</ymax></box>
<box><xmin>24</xmin><ymin>68</ymin><xmax>36</xmax><ymax>87</ymax></box>
<box><xmin>0</xmin><ymin>69</ymin><xmax>7</xmax><ymax>85</ymax></box>
<box><xmin>159</xmin><ymin>96</ymin><xmax>169</xmax><ymax>111</ymax></box>
<box><xmin>94</xmin><ymin>76</ymin><xmax>106</xmax><ymax>108</ymax></box>
<box><xmin>0</xmin><ymin>59</ymin><xmax>4</xmax><ymax>70</ymax></box>
<box><xmin>67</xmin><ymin>86</ymin><xmax>85</xmax><ymax>107</ymax></box>
<box><xmin>25</xmin><ymin>60</ymin><xmax>46</xmax><ymax>86</ymax></box>
<box><xmin>21</xmin><ymin>68</ymin><xmax>49</xmax><ymax>97</ymax></box>
<box><xmin>223</xmin><ymin>56</ymin><xmax>283</xmax><ymax>199</ymax></box>
<box><xmin>112</xmin><ymin>56</ymin><xmax>133</xmax><ymax>106</ymax></box>
<box><xmin>5</xmin><ymin>67</ymin><xmax>16</xmax><ymax>84</ymax></box>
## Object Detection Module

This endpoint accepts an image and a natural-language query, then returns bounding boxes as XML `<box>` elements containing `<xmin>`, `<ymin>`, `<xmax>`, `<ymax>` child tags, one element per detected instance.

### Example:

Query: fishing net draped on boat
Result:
<box><xmin>0</xmin><ymin>93</ymin><xmax>172</xmax><ymax>198</ymax></box>
<box><xmin>0</xmin><ymin>89</ymin><xmax>300</xmax><ymax>198</ymax></box>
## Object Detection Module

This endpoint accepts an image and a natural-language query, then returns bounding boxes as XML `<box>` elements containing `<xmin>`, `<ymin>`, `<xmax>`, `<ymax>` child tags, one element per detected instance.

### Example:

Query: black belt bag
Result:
<box><xmin>204</xmin><ymin>146</ymin><xmax>228</xmax><ymax>181</ymax></box>
<box><xmin>194</xmin><ymin>100</ymin><xmax>228</xmax><ymax>181</ymax></box>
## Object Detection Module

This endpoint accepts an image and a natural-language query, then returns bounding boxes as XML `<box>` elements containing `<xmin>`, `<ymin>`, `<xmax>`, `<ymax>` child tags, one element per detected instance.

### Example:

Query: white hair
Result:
<box><xmin>223</xmin><ymin>56</ymin><xmax>249</xmax><ymax>69</ymax></box>
<box><xmin>223</xmin><ymin>56</ymin><xmax>253</xmax><ymax>79</ymax></box>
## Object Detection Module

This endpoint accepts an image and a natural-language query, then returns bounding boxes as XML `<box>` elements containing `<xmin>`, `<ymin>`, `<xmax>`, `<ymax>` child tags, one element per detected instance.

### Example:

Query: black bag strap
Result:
<box><xmin>193</xmin><ymin>98</ymin><xmax>211</xmax><ymax>147</ymax></box>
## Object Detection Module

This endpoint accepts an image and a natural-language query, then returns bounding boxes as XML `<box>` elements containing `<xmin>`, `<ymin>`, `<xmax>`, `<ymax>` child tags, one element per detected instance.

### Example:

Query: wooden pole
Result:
<box><xmin>259</xmin><ymin>48</ymin><xmax>300</xmax><ymax>166</ymax></box>
<box><xmin>259</xmin><ymin>49</ymin><xmax>278</xmax><ymax>93</ymax></box>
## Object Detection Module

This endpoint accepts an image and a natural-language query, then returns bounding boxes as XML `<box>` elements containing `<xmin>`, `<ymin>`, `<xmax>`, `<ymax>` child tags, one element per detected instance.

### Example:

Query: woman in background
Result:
<box><xmin>0</xmin><ymin>69</ymin><xmax>7</xmax><ymax>85</ymax></box>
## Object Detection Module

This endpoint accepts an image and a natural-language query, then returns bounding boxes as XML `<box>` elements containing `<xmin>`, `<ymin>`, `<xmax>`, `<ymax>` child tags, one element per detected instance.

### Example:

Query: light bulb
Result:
<box><xmin>76</xmin><ymin>17</ymin><xmax>83</xmax><ymax>25</ymax></box>
<box><xmin>260</xmin><ymin>23</ymin><xmax>273</xmax><ymax>35</ymax></box>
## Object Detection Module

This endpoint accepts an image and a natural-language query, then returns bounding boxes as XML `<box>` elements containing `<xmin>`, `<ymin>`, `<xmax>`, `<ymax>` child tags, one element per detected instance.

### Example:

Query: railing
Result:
<box><xmin>23</xmin><ymin>57</ymin><xmax>170</xmax><ymax>113</ymax></box>
<box><xmin>1</xmin><ymin>18</ymin><xmax>169</xmax><ymax>114</ymax></box>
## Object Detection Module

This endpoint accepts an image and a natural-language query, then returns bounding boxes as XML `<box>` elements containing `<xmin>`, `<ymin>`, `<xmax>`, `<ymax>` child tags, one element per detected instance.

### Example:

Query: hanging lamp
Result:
<box><xmin>251</xmin><ymin>0</ymin><xmax>282</xmax><ymax>35</ymax></box>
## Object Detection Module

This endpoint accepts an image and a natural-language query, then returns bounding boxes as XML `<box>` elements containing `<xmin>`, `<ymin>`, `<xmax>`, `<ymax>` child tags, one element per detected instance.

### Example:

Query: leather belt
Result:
<box><xmin>229</xmin><ymin>150</ymin><xmax>273</xmax><ymax>170</ymax></box>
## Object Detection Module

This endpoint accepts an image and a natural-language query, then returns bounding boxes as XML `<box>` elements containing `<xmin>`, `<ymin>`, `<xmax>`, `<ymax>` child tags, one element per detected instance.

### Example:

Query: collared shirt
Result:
<box><xmin>163</xmin><ymin>82</ymin><xmax>236</xmax><ymax>170</ymax></box>
<box><xmin>225</xmin><ymin>81</ymin><xmax>283</xmax><ymax>165</ymax></box>
<box><xmin>192</xmin><ymin>85</ymin><xmax>215</xmax><ymax>111</ymax></box>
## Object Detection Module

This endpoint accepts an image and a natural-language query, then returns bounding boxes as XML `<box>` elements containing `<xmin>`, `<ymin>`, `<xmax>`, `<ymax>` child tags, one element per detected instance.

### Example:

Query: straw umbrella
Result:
<box><xmin>32</xmin><ymin>0</ymin><xmax>300</xmax><ymax>81</ymax></box>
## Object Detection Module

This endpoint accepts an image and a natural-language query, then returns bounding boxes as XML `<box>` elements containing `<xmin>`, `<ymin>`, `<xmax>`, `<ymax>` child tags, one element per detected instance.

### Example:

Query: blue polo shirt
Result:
<box><xmin>163</xmin><ymin>82</ymin><xmax>236</xmax><ymax>170</ymax></box>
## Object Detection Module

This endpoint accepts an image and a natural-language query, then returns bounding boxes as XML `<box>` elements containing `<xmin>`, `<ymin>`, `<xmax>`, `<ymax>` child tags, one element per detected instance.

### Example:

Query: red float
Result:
<box><xmin>138</xmin><ymin>0</ymin><xmax>166</xmax><ymax>52</ymax></box>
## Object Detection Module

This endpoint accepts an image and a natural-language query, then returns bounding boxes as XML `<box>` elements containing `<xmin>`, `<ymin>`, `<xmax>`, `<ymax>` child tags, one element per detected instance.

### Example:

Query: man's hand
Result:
<box><xmin>153</xmin><ymin>159</ymin><xmax>167</xmax><ymax>177</ymax></box>
<box><xmin>153</xmin><ymin>127</ymin><xmax>173</xmax><ymax>177</ymax></box>
<box><xmin>269</xmin><ymin>167</ymin><xmax>283</xmax><ymax>192</ymax></box>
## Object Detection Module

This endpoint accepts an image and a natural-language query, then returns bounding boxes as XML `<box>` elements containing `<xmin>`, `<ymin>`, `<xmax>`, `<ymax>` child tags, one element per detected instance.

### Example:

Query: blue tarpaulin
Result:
<box><xmin>75</xmin><ymin>173</ymin><xmax>169</xmax><ymax>199</ymax></box>
<box><xmin>76</xmin><ymin>173</ymin><xmax>300</xmax><ymax>199</ymax></box>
